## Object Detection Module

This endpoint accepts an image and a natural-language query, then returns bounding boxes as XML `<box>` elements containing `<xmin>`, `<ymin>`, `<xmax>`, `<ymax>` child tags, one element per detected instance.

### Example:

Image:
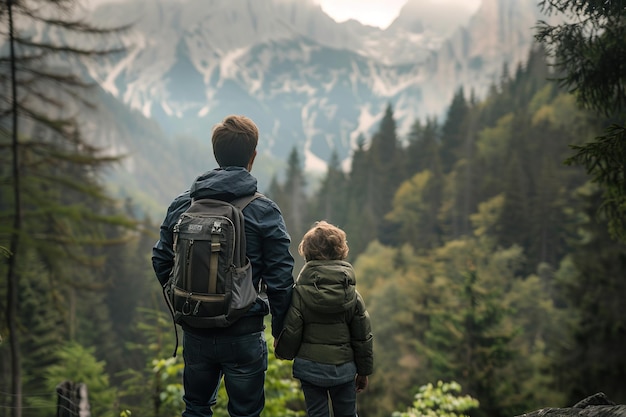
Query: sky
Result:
<box><xmin>314</xmin><ymin>0</ymin><xmax>480</xmax><ymax>29</ymax></box>
<box><xmin>314</xmin><ymin>0</ymin><xmax>409</xmax><ymax>28</ymax></box>
<box><xmin>86</xmin><ymin>0</ymin><xmax>482</xmax><ymax>30</ymax></box>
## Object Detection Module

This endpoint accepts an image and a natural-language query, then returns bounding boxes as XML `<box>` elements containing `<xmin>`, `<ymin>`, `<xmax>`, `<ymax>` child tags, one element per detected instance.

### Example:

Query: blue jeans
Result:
<box><xmin>300</xmin><ymin>379</ymin><xmax>357</xmax><ymax>417</ymax></box>
<box><xmin>181</xmin><ymin>330</ymin><xmax>268</xmax><ymax>417</ymax></box>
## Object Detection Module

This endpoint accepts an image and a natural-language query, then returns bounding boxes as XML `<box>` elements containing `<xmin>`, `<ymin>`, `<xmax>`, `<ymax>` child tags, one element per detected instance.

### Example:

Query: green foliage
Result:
<box><xmin>101</xmin><ymin>224</ymin><xmax>159</xmax><ymax>375</ymax></box>
<box><xmin>353</xmin><ymin>230</ymin><xmax>570</xmax><ymax>417</ymax></box>
<box><xmin>440</xmin><ymin>88</ymin><xmax>470</xmax><ymax>172</ymax></box>
<box><xmin>392</xmin><ymin>381</ymin><xmax>479</xmax><ymax>417</ymax></box>
<box><xmin>536</xmin><ymin>0</ymin><xmax>626</xmax><ymax>115</ymax></box>
<box><xmin>343</xmin><ymin>138</ymin><xmax>378</xmax><ymax>259</ymax></box>
<box><xmin>424</xmin><ymin>240</ymin><xmax>521</xmax><ymax>417</ymax></box>
<box><xmin>263</xmin><ymin>332</ymin><xmax>306</xmax><ymax>417</ymax></box>
<box><xmin>308</xmin><ymin>150</ymin><xmax>349</xmax><ymax>229</ymax></box>
<box><xmin>386</xmin><ymin>170</ymin><xmax>441</xmax><ymax>250</ymax></box>
<box><xmin>152</xmin><ymin>356</ymin><xmax>185</xmax><ymax>413</ymax></box>
<box><xmin>268</xmin><ymin>50</ymin><xmax>613</xmax><ymax>417</ymax></box>
<box><xmin>5</xmin><ymin>6</ymin><xmax>626</xmax><ymax>417</ymax></box>
<box><xmin>536</xmin><ymin>0</ymin><xmax>626</xmax><ymax>241</ymax></box>
<box><xmin>43</xmin><ymin>342</ymin><xmax>118</xmax><ymax>417</ymax></box>
<box><xmin>117</xmin><ymin>315</ymin><xmax>305</xmax><ymax>417</ymax></box>
<box><xmin>501</xmin><ymin>267</ymin><xmax>569</xmax><ymax>408</ymax></box>
<box><xmin>552</xmin><ymin>186</ymin><xmax>626</xmax><ymax>404</ymax></box>
<box><xmin>363</xmin><ymin>103</ymin><xmax>405</xmax><ymax>245</ymax></box>
<box><xmin>117</xmin><ymin>307</ymin><xmax>182</xmax><ymax>416</ymax></box>
<box><xmin>280</xmin><ymin>147</ymin><xmax>309</xmax><ymax>265</ymax></box>
<box><xmin>469</xmin><ymin>194</ymin><xmax>505</xmax><ymax>239</ymax></box>
<box><xmin>405</xmin><ymin>118</ymin><xmax>442</xmax><ymax>179</ymax></box>
<box><xmin>565</xmin><ymin>125</ymin><xmax>626</xmax><ymax>240</ymax></box>
<box><xmin>0</xmin><ymin>1</ymin><xmax>136</xmax><ymax>413</ymax></box>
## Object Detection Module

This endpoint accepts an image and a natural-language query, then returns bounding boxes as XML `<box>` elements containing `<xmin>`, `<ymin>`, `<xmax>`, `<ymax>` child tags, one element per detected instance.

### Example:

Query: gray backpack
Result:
<box><xmin>164</xmin><ymin>193</ymin><xmax>262</xmax><ymax>339</ymax></box>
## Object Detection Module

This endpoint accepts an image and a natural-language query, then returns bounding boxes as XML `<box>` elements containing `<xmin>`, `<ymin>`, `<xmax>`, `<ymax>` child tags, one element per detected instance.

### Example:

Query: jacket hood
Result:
<box><xmin>296</xmin><ymin>260</ymin><xmax>357</xmax><ymax>314</ymax></box>
<box><xmin>190</xmin><ymin>167</ymin><xmax>257</xmax><ymax>200</ymax></box>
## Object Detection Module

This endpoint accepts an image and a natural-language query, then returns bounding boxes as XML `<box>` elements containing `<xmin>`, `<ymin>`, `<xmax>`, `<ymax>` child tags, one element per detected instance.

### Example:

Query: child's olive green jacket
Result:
<box><xmin>275</xmin><ymin>260</ymin><xmax>374</xmax><ymax>376</ymax></box>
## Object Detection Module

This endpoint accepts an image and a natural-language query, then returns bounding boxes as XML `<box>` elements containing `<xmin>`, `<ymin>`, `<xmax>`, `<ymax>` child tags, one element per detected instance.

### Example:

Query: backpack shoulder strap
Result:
<box><xmin>231</xmin><ymin>192</ymin><xmax>264</xmax><ymax>211</ymax></box>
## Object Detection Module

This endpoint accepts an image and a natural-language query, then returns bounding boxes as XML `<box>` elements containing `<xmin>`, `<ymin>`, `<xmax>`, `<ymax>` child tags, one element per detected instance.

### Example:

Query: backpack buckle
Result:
<box><xmin>182</xmin><ymin>297</ymin><xmax>192</xmax><ymax>315</ymax></box>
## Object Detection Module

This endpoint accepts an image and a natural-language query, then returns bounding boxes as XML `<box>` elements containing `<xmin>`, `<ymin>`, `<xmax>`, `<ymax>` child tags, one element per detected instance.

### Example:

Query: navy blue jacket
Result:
<box><xmin>152</xmin><ymin>167</ymin><xmax>295</xmax><ymax>337</ymax></box>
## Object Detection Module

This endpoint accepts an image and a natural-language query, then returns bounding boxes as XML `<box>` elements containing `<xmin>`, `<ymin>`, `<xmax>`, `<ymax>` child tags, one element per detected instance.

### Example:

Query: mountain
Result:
<box><xmin>388</xmin><ymin>0</ymin><xmax>477</xmax><ymax>40</ymax></box>
<box><xmin>79</xmin><ymin>87</ymin><xmax>214</xmax><ymax>217</ymax></box>
<box><xmin>81</xmin><ymin>0</ymin><xmax>547</xmax><ymax>175</ymax></box>
<box><xmin>427</xmin><ymin>0</ymin><xmax>550</xmax><ymax>98</ymax></box>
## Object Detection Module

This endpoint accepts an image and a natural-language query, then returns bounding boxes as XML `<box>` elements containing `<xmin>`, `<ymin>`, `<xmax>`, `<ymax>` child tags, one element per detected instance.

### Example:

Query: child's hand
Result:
<box><xmin>273</xmin><ymin>338</ymin><xmax>284</xmax><ymax>360</ymax></box>
<box><xmin>355</xmin><ymin>375</ymin><xmax>368</xmax><ymax>393</ymax></box>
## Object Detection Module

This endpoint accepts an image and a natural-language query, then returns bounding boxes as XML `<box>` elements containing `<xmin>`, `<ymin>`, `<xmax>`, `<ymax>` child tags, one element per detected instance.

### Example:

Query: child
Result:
<box><xmin>275</xmin><ymin>221</ymin><xmax>374</xmax><ymax>417</ymax></box>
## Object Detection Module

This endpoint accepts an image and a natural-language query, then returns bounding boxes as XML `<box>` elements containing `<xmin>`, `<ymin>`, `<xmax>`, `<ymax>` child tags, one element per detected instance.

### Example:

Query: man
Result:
<box><xmin>152</xmin><ymin>115</ymin><xmax>295</xmax><ymax>417</ymax></box>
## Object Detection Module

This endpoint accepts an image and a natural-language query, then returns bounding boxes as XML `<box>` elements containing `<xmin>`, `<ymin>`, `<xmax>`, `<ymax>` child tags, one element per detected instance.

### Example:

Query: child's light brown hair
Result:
<box><xmin>298</xmin><ymin>221</ymin><xmax>349</xmax><ymax>262</ymax></box>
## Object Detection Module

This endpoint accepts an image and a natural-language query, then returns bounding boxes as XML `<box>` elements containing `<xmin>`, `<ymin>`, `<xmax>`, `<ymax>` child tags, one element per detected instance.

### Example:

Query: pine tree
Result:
<box><xmin>525</xmin><ymin>120</ymin><xmax>581</xmax><ymax>268</ymax></box>
<box><xmin>438</xmin><ymin>89</ymin><xmax>478</xmax><ymax>239</ymax></box>
<box><xmin>536</xmin><ymin>0</ymin><xmax>626</xmax><ymax>241</ymax></box>
<box><xmin>440</xmin><ymin>87</ymin><xmax>469</xmax><ymax>172</ymax></box>
<box><xmin>367</xmin><ymin>103</ymin><xmax>403</xmax><ymax>245</ymax></box>
<box><xmin>404</xmin><ymin>117</ymin><xmax>442</xmax><ymax>179</ymax></box>
<box><xmin>266</xmin><ymin>174</ymin><xmax>284</xmax><ymax>203</ymax></box>
<box><xmin>352</xmin><ymin>243</ymin><xmax>434</xmax><ymax>416</ymax></box>
<box><xmin>479</xmin><ymin>110</ymin><xmax>531</xmax><ymax>271</ymax></box>
<box><xmin>18</xmin><ymin>250</ymin><xmax>65</xmax><ymax>413</ymax></box>
<box><xmin>423</xmin><ymin>239</ymin><xmax>523</xmax><ymax>417</ymax></box>
<box><xmin>386</xmin><ymin>170</ymin><xmax>442</xmax><ymax>251</ymax></box>
<box><xmin>438</xmin><ymin>110</ymin><xmax>479</xmax><ymax>239</ymax></box>
<box><xmin>514</xmin><ymin>46</ymin><xmax>552</xmax><ymax>107</ymax></box>
<box><xmin>117</xmin><ymin>307</ymin><xmax>181</xmax><ymax>416</ymax></box>
<box><xmin>43</xmin><ymin>342</ymin><xmax>118</xmax><ymax>417</ymax></box>
<box><xmin>0</xmin><ymin>2</ymin><xmax>131</xmax><ymax>414</ymax></box>
<box><xmin>282</xmin><ymin>147</ymin><xmax>308</xmax><ymax>258</ymax></box>
<box><xmin>309</xmin><ymin>150</ymin><xmax>348</xmax><ymax>227</ymax></box>
<box><xmin>554</xmin><ymin>188</ymin><xmax>626</xmax><ymax>404</ymax></box>
<box><xmin>100</xmin><ymin>218</ymin><xmax>159</xmax><ymax>375</ymax></box>
<box><xmin>344</xmin><ymin>135</ymin><xmax>376</xmax><ymax>259</ymax></box>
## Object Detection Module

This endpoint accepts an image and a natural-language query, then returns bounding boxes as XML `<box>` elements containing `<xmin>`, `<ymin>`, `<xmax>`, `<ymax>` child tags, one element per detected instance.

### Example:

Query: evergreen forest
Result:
<box><xmin>1</xmin><ymin>1</ymin><xmax>625</xmax><ymax>417</ymax></box>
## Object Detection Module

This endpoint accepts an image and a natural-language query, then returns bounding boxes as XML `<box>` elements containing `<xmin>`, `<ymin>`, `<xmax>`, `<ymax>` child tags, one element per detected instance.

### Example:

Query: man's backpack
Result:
<box><xmin>164</xmin><ymin>193</ymin><xmax>262</xmax><ymax>340</ymax></box>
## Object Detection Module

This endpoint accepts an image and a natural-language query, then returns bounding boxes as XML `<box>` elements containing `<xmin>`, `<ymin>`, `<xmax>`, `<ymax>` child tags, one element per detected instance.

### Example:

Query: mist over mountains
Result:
<box><xmin>45</xmin><ymin>0</ymin><xmax>553</xmax><ymax>215</ymax></box>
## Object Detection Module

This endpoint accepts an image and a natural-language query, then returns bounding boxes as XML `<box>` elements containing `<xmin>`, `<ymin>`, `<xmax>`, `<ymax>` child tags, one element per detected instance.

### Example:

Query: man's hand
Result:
<box><xmin>355</xmin><ymin>375</ymin><xmax>368</xmax><ymax>393</ymax></box>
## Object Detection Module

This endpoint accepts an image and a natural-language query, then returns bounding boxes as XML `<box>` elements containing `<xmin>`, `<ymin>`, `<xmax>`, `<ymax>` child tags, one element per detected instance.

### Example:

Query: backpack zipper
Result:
<box><xmin>184</xmin><ymin>239</ymin><xmax>193</xmax><ymax>290</ymax></box>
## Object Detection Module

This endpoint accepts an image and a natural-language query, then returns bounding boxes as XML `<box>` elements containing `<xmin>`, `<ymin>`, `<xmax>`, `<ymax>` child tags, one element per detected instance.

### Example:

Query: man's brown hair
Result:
<box><xmin>212</xmin><ymin>115</ymin><xmax>258</xmax><ymax>167</ymax></box>
<box><xmin>299</xmin><ymin>221</ymin><xmax>349</xmax><ymax>262</ymax></box>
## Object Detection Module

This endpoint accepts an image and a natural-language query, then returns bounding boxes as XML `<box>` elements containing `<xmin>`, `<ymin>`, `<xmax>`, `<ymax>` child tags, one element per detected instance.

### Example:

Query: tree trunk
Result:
<box><xmin>6</xmin><ymin>1</ymin><xmax>23</xmax><ymax>416</ymax></box>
